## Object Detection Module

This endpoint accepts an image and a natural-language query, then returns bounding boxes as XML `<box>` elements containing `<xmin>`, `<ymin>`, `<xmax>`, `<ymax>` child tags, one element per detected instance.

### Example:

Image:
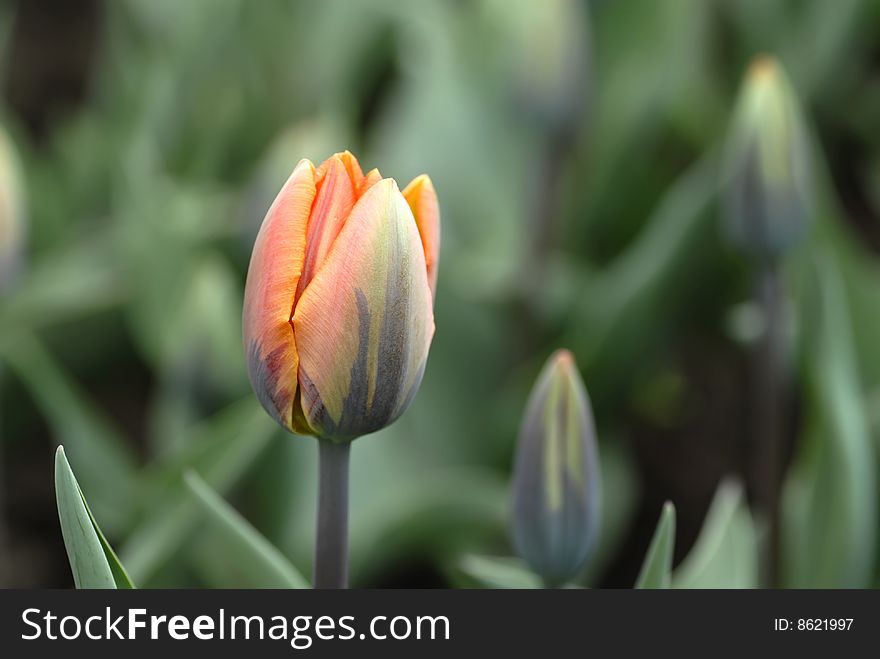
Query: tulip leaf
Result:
<box><xmin>5</xmin><ymin>333</ymin><xmax>138</xmax><ymax>533</ymax></box>
<box><xmin>635</xmin><ymin>501</ymin><xmax>676</xmax><ymax>589</ymax></box>
<box><xmin>241</xmin><ymin>436</ymin><xmax>304</xmax><ymax>554</ymax></box>
<box><xmin>674</xmin><ymin>480</ymin><xmax>757</xmax><ymax>589</ymax></box>
<box><xmin>452</xmin><ymin>554</ymin><xmax>542</xmax><ymax>589</ymax></box>
<box><xmin>55</xmin><ymin>446</ymin><xmax>135</xmax><ymax>589</ymax></box>
<box><xmin>834</xmin><ymin>242</ymin><xmax>880</xmax><ymax>392</ymax></box>
<box><xmin>184</xmin><ymin>470</ymin><xmax>308</xmax><ymax>589</ymax></box>
<box><xmin>119</xmin><ymin>399</ymin><xmax>278</xmax><ymax>584</ymax></box>
<box><xmin>782</xmin><ymin>255</ymin><xmax>876</xmax><ymax>587</ymax></box>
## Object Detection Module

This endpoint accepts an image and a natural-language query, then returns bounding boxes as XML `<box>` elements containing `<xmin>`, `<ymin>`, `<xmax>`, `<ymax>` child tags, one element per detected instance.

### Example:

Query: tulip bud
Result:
<box><xmin>722</xmin><ymin>56</ymin><xmax>812</xmax><ymax>259</ymax></box>
<box><xmin>484</xmin><ymin>0</ymin><xmax>591</xmax><ymax>132</ymax></box>
<box><xmin>0</xmin><ymin>125</ymin><xmax>25</xmax><ymax>291</ymax></box>
<box><xmin>511</xmin><ymin>350</ymin><xmax>601</xmax><ymax>585</ymax></box>
<box><xmin>243</xmin><ymin>151</ymin><xmax>439</xmax><ymax>442</ymax></box>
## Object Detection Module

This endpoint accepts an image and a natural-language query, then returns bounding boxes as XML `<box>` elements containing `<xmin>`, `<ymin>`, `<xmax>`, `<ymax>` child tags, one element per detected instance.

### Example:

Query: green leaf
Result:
<box><xmin>84</xmin><ymin>506</ymin><xmax>136</xmax><ymax>589</ymax></box>
<box><xmin>635</xmin><ymin>501</ymin><xmax>676</xmax><ymax>589</ymax></box>
<box><xmin>782</xmin><ymin>255</ymin><xmax>876</xmax><ymax>587</ymax></box>
<box><xmin>184</xmin><ymin>470</ymin><xmax>308</xmax><ymax>589</ymax></box>
<box><xmin>6</xmin><ymin>334</ymin><xmax>138</xmax><ymax>533</ymax></box>
<box><xmin>674</xmin><ymin>480</ymin><xmax>757</xmax><ymax>589</ymax></box>
<box><xmin>119</xmin><ymin>398</ymin><xmax>278</xmax><ymax>584</ymax></box>
<box><xmin>55</xmin><ymin>446</ymin><xmax>134</xmax><ymax>589</ymax></box>
<box><xmin>452</xmin><ymin>555</ymin><xmax>542</xmax><ymax>589</ymax></box>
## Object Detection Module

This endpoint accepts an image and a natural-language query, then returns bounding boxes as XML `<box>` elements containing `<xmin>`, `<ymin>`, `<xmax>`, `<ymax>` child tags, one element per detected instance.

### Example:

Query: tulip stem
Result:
<box><xmin>752</xmin><ymin>263</ymin><xmax>784</xmax><ymax>587</ymax></box>
<box><xmin>313</xmin><ymin>439</ymin><xmax>350</xmax><ymax>589</ymax></box>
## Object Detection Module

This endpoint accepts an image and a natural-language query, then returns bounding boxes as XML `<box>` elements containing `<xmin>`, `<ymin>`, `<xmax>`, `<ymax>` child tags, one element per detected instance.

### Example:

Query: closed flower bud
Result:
<box><xmin>485</xmin><ymin>0</ymin><xmax>591</xmax><ymax>131</ymax></box>
<box><xmin>511</xmin><ymin>350</ymin><xmax>601</xmax><ymax>585</ymax></box>
<box><xmin>0</xmin><ymin>125</ymin><xmax>25</xmax><ymax>291</ymax></box>
<box><xmin>243</xmin><ymin>151</ymin><xmax>439</xmax><ymax>442</ymax></box>
<box><xmin>722</xmin><ymin>56</ymin><xmax>812</xmax><ymax>259</ymax></box>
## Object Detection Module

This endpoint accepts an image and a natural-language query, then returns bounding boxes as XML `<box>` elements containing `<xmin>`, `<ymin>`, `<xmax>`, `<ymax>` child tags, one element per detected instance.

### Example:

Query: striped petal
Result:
<box><xmin>243</xmin><ymin>159</ymin><xmax>316</xmax><ymax>431</ymax></box>
<box><xmin>293</xmin><ymin>179</ymin><xmax>434</xmax><ymax>441</ymax></box>
<box><xmin>402</xmin><ymin>174</ymin><xmax>440</xmax><ymax>299</ymax></box>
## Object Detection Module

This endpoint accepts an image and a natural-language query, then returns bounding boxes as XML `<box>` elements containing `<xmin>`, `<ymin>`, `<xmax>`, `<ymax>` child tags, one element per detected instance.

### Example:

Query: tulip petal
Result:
<box><xmin>402</xmin><ymin>174</ymin><xmax>440</xmax><ymax>299</ymax></box>
<box><xmin>293</xmin><ymin>179</ymin><xmax>434</xmax><ymax>440</ymax></box>
<box><xmin>243</xmin><ymin>159</ymin><xmax>316</xmax><ymax>431</ymax></box>
<box><xmin>360</xmin><ymin>167</ymin><xmax>383</xmax><ymax>196</ymax></box>
<box><xmin>296</xmin><ymin>154</ymin><xmax>359</xmax><ymax>301</ymax></box>
<box><xmin>336</xmin><ymin>149</ymin><xmax>365</xmax><ymax>188</ymax></box>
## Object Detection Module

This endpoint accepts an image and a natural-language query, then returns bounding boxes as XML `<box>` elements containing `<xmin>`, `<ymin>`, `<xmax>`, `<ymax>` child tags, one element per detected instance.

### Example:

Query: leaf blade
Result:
<box><xmin>54</xmin><ymin>446</ymin><xmax>118</xmax><ymax>589</ymax></box>
<box><xmin>673</xmin><ymin>480</ymin><xmax>757</xmax><ymax>589</ymax></box>
<box><xmin>452</xmin><ymin>554</ymin><xmax>542</xmax><ymax>589</ymax></box>
<box><xmin>7</xmin><ymin>335</ymin><xmax>138</xmax><ymax>533</ymax></box>
<box><xmin>119</xmin><ymin>399</ymin><xmax>278</xmax><ymax>583</ymax></box>
<box><xmin>184</xmin><ymin>470</ymin><xmax>308</xmax><ymax>589</ymax></box>
<box><xmin>79</xmin><ymin>488</ymin><xmax>136</xmax><ymax>589</ymax></box>
<box><xmin>782</xmin><ymin>255</ymin><xmax>876</xmax><ymax>587</ymax></box>
<box><xmin>635</xmin><ymin>501</ymin><xmax>676</xmax><ymax>589</ymax></box>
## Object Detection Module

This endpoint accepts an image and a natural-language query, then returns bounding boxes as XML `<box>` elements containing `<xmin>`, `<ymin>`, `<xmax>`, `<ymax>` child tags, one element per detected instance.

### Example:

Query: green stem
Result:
<box><xmin>313</xmin><ymin>439</ymin><xmax>350</xmax><ymax>589</ymax></box>
<box><xmin>752</xmin><ymin>264</ymin><xmax>784</xmax><ymax>587</ymax></box>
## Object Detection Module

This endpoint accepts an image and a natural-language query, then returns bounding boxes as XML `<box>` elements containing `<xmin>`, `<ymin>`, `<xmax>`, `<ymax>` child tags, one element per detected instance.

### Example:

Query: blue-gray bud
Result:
<box><xmin>511</xmin><ymin>349</ymin><xmax>601</xmax><ymax>585</ymax></box>
<box><xmin>722</xmin><ymin>56</ymin><xmax>812</xmax><ymax>259</ymax></box>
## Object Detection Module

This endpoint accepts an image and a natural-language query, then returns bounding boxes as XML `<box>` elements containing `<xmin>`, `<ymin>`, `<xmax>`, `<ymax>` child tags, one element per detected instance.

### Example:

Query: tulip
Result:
<box><xmin>243</xmin><ymin>150</ymin><xmax>439</xmax><ymax>442</ymax></box>
<box><xmin>722</xmin><ymin>55</ymin><xmax>812</xmax><ymax>259</ymax></box>
<box><xmin>0</xmin><ymin>125</ymin><xmax>25</xmax><ymax>291</ymax></box>
<box><xmin>243</xmin><ymin>150</ymin><xmax>439</xmax><ymax>588</ymax></box>
<box><xmin>722</xmin><ymin>57</ymin><xmax>812</xmax><ymax>585</ymax></box>
<box><xmin>511</xmin><ymin>349</ymin><xmax>601</xmax><ymax>586</ymax></box>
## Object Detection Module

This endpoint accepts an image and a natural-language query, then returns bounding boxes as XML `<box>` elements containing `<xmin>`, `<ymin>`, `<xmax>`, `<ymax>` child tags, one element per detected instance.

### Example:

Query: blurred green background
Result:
<box><xmin>1</xmin><ymin>0</ymin><xmax>879</xmax><ymax>588</ymax></box>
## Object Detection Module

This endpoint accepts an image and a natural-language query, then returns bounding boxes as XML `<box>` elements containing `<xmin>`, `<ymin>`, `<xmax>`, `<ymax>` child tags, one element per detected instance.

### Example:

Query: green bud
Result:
<box><xmin>511</xmin><ymin>349</ymin><xmax>601</xmax><ymax>585</ymax></box>
<box><xmin>722</xmin><ymin>56</ymin><xmax>812</xmax><ymax>259</ymax></box>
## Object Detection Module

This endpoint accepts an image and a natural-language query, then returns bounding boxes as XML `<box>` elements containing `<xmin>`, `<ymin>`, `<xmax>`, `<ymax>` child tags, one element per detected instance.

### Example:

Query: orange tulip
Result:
<box><xmin>243</xmin><ymin>151</ymin><xmax>439</xmax><ymax>441</ymax></box>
